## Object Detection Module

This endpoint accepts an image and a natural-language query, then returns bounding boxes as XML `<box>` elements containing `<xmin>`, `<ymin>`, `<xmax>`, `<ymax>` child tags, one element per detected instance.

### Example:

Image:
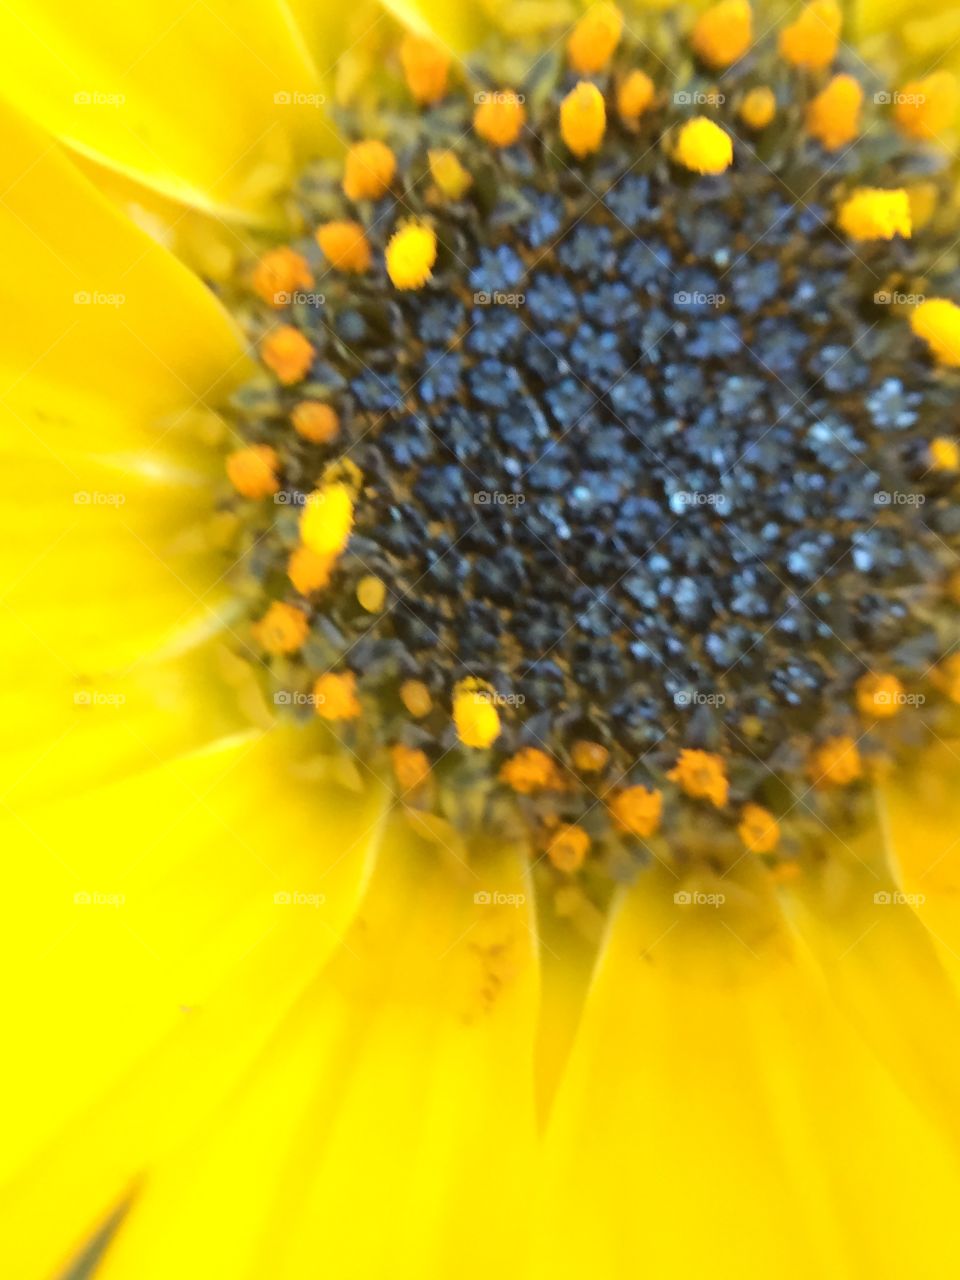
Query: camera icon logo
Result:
<box><xmin>673</xmin><ymin>891</ymin><xmax>692</xmax><ymax>905</ymax></box>
<box><xmin>874</xmin><ymin>491</ymin><xmax>891</xmax><ymax>505</ymax></box>
<box><xmin>274</xmin><ymin>90</ymin><xmax>292</xmax><ymax>104</ymax></box>
<box><xmin>274</xmin><ymin>691</ymin><xmax>292</xmax><ymax>705</ymax></box>
<box><xmin>874</xmin><ymin>891</ymin><xmax>892</xmax><ymax>905</ymax></box>
<box><xmin>474</xmin><ymin>891</ymin><xmax>492</xmax><ymax>905</ymax></box>
<box><xmin>674</xmin><ymin>91</ymin><xmax>692</xmax><ymax>105</ymax></box>
<box><xmin>274</xmin><ymin>891</ymin><xmax>292</xmax><ymax>904</ymax></box>
<box><xmin>874</xmin><ymin>91</ymin><xmax>892</xmax><ymax>105</ymax></box>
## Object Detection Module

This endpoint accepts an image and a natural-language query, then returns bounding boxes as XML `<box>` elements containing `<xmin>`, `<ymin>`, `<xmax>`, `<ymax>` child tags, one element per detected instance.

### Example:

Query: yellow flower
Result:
<box><xmin>3</xmin><ymin>3</ymin><xmax>960</xmax><ymax>1278</ymax></box>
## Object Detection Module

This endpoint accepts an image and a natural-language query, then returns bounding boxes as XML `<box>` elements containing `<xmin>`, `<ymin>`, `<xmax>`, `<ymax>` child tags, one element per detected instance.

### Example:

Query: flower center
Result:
<box><xmin>223</xmin><ymin>2</ymin><xmax>960</xmax><ymax>877</ymax></box>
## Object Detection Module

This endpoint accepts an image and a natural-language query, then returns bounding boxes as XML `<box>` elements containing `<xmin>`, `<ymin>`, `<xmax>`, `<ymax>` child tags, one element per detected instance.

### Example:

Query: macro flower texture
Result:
<box><xmin>7</xmin><ymin>0</ymin><xmax>960</xmax><ymax>1275</ymax></box>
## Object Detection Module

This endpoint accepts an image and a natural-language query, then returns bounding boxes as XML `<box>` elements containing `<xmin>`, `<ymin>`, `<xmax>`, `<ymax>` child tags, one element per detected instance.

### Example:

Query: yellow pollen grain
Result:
<box><xmin>738</xmin><ymin>803</ymin><xmax>780</xmax><ymax>854</ymax></box>
<box><xmin>226</xmin><ymin>444</ymin><xmax>280</xmax><ymax>499</ymax></box>
<box><xmin>300</xmin><ymin>482</ymin><xmax>354</xmax><ymax>557</ymax></box>
<box><xmin>428</xmin><ymin>149</ymin><xmax>472</xmax><ymax>199</ymax></box>
<box><xmin>342</xmin><ymin>139</ymin><xmax>397</xmax><ymax>202</ymax></box>
<box><xmin>473</xmin><ymin>91</ymin><xmax>526</xmax><ymax>147</ymax></box>
<box><xmin>252</xmin><ymin>246</ymin><xmax>313</xmax><ymax>307</ymax></box>
<box><xmin>935</xmin><ymin>653</ymin><xmax>960</xmax><ymax>703</ymax></box>
<box><xmin>453</xmin><ymin>678</ymin><xmax>501</xmax><ymax>748</ymax></box>
<box><xmin>400</xmin><ymin>32</ymin><xmax>450</xmax><ymax>105</ymax></box>
<box><xmin>548</xmin><ymin>823</ymin><xmax>591</xmax><ymax>873</ymax></box>
<box><xmin>567</xmin><ymin>1</ymin><xmax>623</xmax><ymax>74</ymax></box>
<box><xmin>779</xmin><ymin>0</ymin><xmax>842</xmax><ymax>71</ymax></box>
<box><xmin>668</xmin><ymin>748</ymin><xmax>729</xmax><ymax>807</ymax></box>
<box><xmin>313</xmin><ymin>671</ymin><xmax>361</xmax><ymax>721</ymax></box>
<box><xmin>740</xmin><ymin>86</ymin><xmax>776</xmax><ymax>130</ymax></box>
<box><xmin>808</xmin><ymin>735</ymin><xmax>862</xmax><ymax>787</ymax></box>
<box><xmin>609</xmin><ymin>785</ymin><xmax>663</xmax><ymax>837</ymax></box>
<box><xmin>691</xmin><ymin>0</ymin><xmax>753</xmax><ymax>70</ymax></box>
<box><xmin>390</xmin><ymin>742</ymin><xmax>431</xmax><ymax>792</ymax></box>
<box><xmin>499</xmin><ymin>747</ymin><xmax>563</xmax><ymax>794</ymax></box>
<box><xmin>930</xmin><ymin>437</ymin><xmax>960</xmax><ymax>471</ymax></box>
<box><xmin>911</xmin><ymin>298</ymin><xmax>960</xmax><ymax>367</ymax></box>
<box><xmin>807</xmin><ymin>74</ymin><xmax>863</xmax><ymax>151</ymax></box>
<box><xmin>571</xmin><ymin>739</ymin><xmax>609</xmax><ymax>772</ymax></box>
<box><xmin>260</xmin><ymin>325</ymin><xmax>314</xmax><ymax>385</ymax></box>
<box><xmin>291</xmin><ymin>401</ymin><xmax>339</xmax><ymax>444</ymax></box>
<box><xmin>838</xmin><ymin>187</ymin><xmax>911</xmax><ymax>241</ymax></box>
<box><xmin>856</xmin><ymin>671</ymin><xmax>904</xmax><ymax>719</ymax></box>
<box><xmin>253</xmin><ymin>601</ymin><xmax>309</xmax><ymax>655</ymax></box>
<box><xmin>400</xmin><ymin>678</ymin><xmax>433</xmax><ymax>718</ymax></box>
<box><xmin>675</xmin><ymin>116</ymin><xmax>733</xmax><ymax>175</ymax></box>
<box><xmin>560</xmin><ymin>81</ymin><xmax>607</xmax><ymax>157</ymax></box>
<box><xmin>386</xmin><ymin>222</ymin><xmax>438</xmax><ymax>291</ymax></box>
<box><xmin>895</xmin><ymin>71</ymin><xmax>960</xmax><ymax>141</ymax></box>
<box><xmin>617</xmin><ymin>69</ymin><xmax>655</xmax><ymax>123</ymax></box>
<box><xmin>287</xmin><ymin>545</ymin><xmax>335</xmax><ymax>595</ymax></box>
<box><xmin>316</xmin><ymin>220</ymin><xmax>372</xmax><ymax>274</ymax></box>
<box><xmin>356</xmin><ymin>574</ymin><xmax>386</xmax><ymax>612</ymax></box>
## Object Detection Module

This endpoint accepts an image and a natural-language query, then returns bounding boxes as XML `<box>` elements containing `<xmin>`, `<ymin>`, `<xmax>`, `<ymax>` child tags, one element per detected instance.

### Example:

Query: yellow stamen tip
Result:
<box><xmin>894</xmin><ymin>71</ymin><xmax>960</xmax><ymax>141</ymax></box>
<box><xmin>930</xmin><ymin>436</ymin><xmax>960</xmax><ymax>472</ymax></box>
<box><xmin>808</xmin><ymin>735</ymin><xmax>862</xmax><ymax>788</ymax></box>
<box><xmin>342</xmin><ymin>139</ymin><xmax>397</xmax><ymax>202</ymax></box>
<box><xmin>253</xmin><ymin>601</ymin><xmax>310</xmax><ymax>655</ymax></box>
<box><xmin>315</xmin><ymin>220</ymin><xmax>372</xmax><ymax>274</ymax></box>
<box><xmin>291</xmin><ymin>401</ymin><xmax>339</xmax><ymax>445</ymax></box>
<box><xmin>675</xmin><ymin>116</ymin><xmax>733</xmax><ymax>175</ymax></box>
<box><xmin>740</xmin><ymin>85</ymin><xmax>776</xmax><ymax>130</ymax></box>
<box><xmin>399</xmin><ymin>679</ymin><xmax>433</xmax><ymax>719</ymax></box>
<box><xmin>452</xmin><ymin>678</ymin><xmax>501</xmax><ymax>749</ymax></box>
<box><xmin>855</xmin><ymin>672</ymin><xmax>904</xmax><ymax>719</ymax></box>
<box><xmin>737</xmin><ymin>803</ymin><xmax>781</xmax><ymax>854</ymax></box>
<box><xmin>428</xmin><ymin>148</ymin><xmax>473</xmax><ymax>200</ymax></box>
<box><xmin>779</xmin><ymin>0</ymin><xmax>842</xmax><ymax>71</ymax></box>
<box><xmin>390</xmin><ymin>743</ymin><xmax>431</xmax><ymax>792</ymax></box>
<box><xmin>252</xmin><ymin>246</ymin><xmax>313</xmax><ymax>307</ymax></box>
<box><xmin>691</xmin><ymin>0</ymin><xmax>753</xmax><ymax>69</ymax></box>
<box><xmin>226</xmin><ymin>444</ymin><xmax>280</xmax><ymax>499</ymax></box>
<box><xmin>838</xmin><ymin>187</ymin><xmax>911</xmax><ymax>241</ymax></box>
<box><xmin>473</xmin><ymin>90</ymin><xmax>527</xmax><ymax>148</ymax></box>
<box><xmin>567</xmin><ymin>1</ymin><xmax>623</xmax><ymax>74</ymax></box>
<box><xmin>560</xmin><ymin>80</ymin><xmax>607</xmax><ymax>157</ymax></box>
<box><xmin>287</xmin><ymin>545</ymin><xmax>335</xmax><ymax>595</ymax></box>
<box><xmin>400</xmin><ymin>32</ymin><xmax>450</xmax><ymax>105</ymax></box>
<box><xmin>356</xmin><ymin>574</ymin><xmax>386</xmax><ymax>612</ymax></box>
<box><xmin>668</xmin><ymin>748</ymin><xmax>729</xmax><ymax>807</ymax></box>
<box><xmin>385</xmin><ymin>222</ymin><xmax>438</xmax><ymax>290</ymax></box>
<box><xmin>499</xmin><ymin>747</ymin><xmax>563</xmax><ymax>794</ymax></box>
<box><xmin>547</xmin><ymin>823</ymin><xmax>591</xmax><ymax>873</ymax></box>
<box><xmin>806</xmin><ymin>74</ymin><xmax>863</xmax><ymax>151</ymax></box>
<box><xmin>313</xmin><ymin>671</ymin><xmax>361</xmax><ymax>721</ymax></box>
<box><xmin>609</xmin><ymin>785</ymin><xmax>663</xmax><ymax>837</ymax></box>
<box><xmin>617</xmin><ymin>69</ymin><xmax>655</xmax><ymax>123</ymax></box>
<box><xmin>911</xmin><ymin>298</ymin><xmax>960</xmax><ymax>367</ymax></box>
<box><xmin>300</xmin><ymin>482</ymin><xmax>354</xmax><ymax>557</ymax></box>
<box><xmin>260</xmin><ymin>324</ymin><xmax>314</xmax><ymax>385</ymax></box>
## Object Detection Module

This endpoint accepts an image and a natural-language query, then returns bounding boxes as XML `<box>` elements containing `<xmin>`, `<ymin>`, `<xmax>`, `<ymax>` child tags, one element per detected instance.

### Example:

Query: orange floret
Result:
<box><xmin>226</xmin><ymin>444</ymin><xmax>280</xmax><ymax>499</ymax></box>
<box><xmin>260</xmin><ymin>325</ymin><xmax>314</xmax><ymax>385</ymax></box>
<box><xmin>315</xmin><ymin>220</ymin><xmax>372</xmax><ymax>274</ymax></box>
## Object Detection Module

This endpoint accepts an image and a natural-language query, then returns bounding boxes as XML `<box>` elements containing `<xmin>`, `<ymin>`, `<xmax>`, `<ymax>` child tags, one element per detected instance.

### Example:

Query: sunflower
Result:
<box><xmin>4</xmin><ymin>0</ymin><xmax>960</xmax><ymax>1276</ymax></box>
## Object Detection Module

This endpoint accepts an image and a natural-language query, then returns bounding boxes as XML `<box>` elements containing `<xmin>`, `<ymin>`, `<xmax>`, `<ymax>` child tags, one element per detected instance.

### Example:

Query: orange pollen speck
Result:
<box><xmin>400</xmin><ymin>679</ymin><xmax>433</xmax><ymax>718</ymax></box>
<box><xmin>691</xmin><ymin>0</ymin><xmax>753</xmax><ymax>70</ymax></box>
<box><xmin>252</xmin><ymin>246</ymin><xmax>313</xmax><ymax>307</ymax></box>
<box><xmin>738</xmin><ymin>803</ymin><xmax>781</xmax><ymax>854</ymax></box>
<box><xmin>894</xmin><ymin>71</ymin><xmax>960</xmax><ymax>141</ymax></box>
<box><xmin>400</xmin><ymin>32</ymin><xmax>451</xmax><ymax>105</ymax></box>
<box><xmin>779</xmin><ymin>0</ymin><xmax>842</xmax><ymax>71</ymax></box>
<box><xmin>855</xmin><ymin>672</ymin><xmax>904</xmax><ymax>719</ymax></box>
<box><xmin>911</xmin><ymin>298</ymin><xmax>960</xmax><ymax>367</ymax></box>
<box><xmin>571</xmin><ymin>739</ymin><xmax>610</xmax><ymax>773</ymax></box>
<box><xmin>560</xmin><ymin>81</ymin><xmax>607</xmax><ymax>157</ymax></box>
<box><xmin>287</xmin><ymin>545</ymin><xmax>335</xmax><ymax>595</ymax></box>
<box><xmin>260</xmin><ymin>325</ymin><xmax>314</xmax><ymax>385</ymax></box>
<box><xmin>547</xmin><ymin>824</ymin><xmax>591</xmax><ymax>873</ymax></box>
<box><xmin>935</xmin><ymin>654</ymin><xmax>960</xmax><ymax>703</ymax></box>
<box><xmin>313</xmin><ymin>671</ymin><xmax>361</xmax><ymax>721</ymax></box>
<box><xmin>474</xmin><ymin>91</ymin><xmax>526</xmax><ymax>147</ymax></box>
<box><xmin>668</xmin><ymin>748</ymin><xmax>729</xmax><ymax>807</ymax></box>
<box><xmin>740</xmin><ymin>86</ymin><xmax>776</xmax><ymax>130</ymax></box>
<box><xmin>226</xmin><ymin>444</ymin><xmax>280</xmax><ymax>499</ymax></box>
<box><xmin>567</xmin><ymin>1</ymin><xmax>623</xmax><ymax>74</ymax></box>
<box><xmin>838</xmin><ymin>187</ymin><xmax>911</xmax><ymax>241</ymax></box>
<box><xmin>356</xmin><ymin>575</ymin><xmax>386</xmax><ymax>612</ymax></box>
<box><xmin>291</xmin><ymin>401</ymin><xmax>340</xmax><ymax>444</ymax></box>
<box><xmin>315</xmin><ymin>220</ymin><xmax>372</xmax><ymax>274</ymax></box>
<box><xmin>808</xmin><ymin>735</ymin><xmax>862</xmax><ymax>787</ymax></box>
<box><xmin>253</xmin><ymin>601</ymin><xmax>310</xmax><ymax>655</ymax></box>
<box><xmin>390</xmin><ymin>743</ymin><xmax>431</xmax><ymax>792</ymax></box>
<box><xmin>807</xmin><ymin>75</ymin><xmax>863</xmax><ymax>151</ymax></box>
<box><xmin>617</xmin><ymin>69</ymin><xmax>655</xmax><ymax>123</ymax></box>
<box><xmin>930</xmin><ymin>437</ymin><xmax>960</xmax><ymax>471</ymax></box>
<box><xmin>609</xmin><ymin>785</ymin><xmax>663</xmax><ymax>837</ymax></box>
<box><xmin>499</xmin><ymin>747</ymin><xmax>564</xmax><ymax>794</ymax></box>
<box><xmin>342</xmin><ymin>139</ymin><xmax>397</xmax><ymax>202</ymax></box>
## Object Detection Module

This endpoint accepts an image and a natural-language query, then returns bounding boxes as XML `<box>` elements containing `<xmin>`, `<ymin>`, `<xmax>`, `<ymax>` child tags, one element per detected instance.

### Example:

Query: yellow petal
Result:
<box><xmin>0</xmin><ymin>0</ymin><xmax>334</xmax><ymax>222</ymax></box>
